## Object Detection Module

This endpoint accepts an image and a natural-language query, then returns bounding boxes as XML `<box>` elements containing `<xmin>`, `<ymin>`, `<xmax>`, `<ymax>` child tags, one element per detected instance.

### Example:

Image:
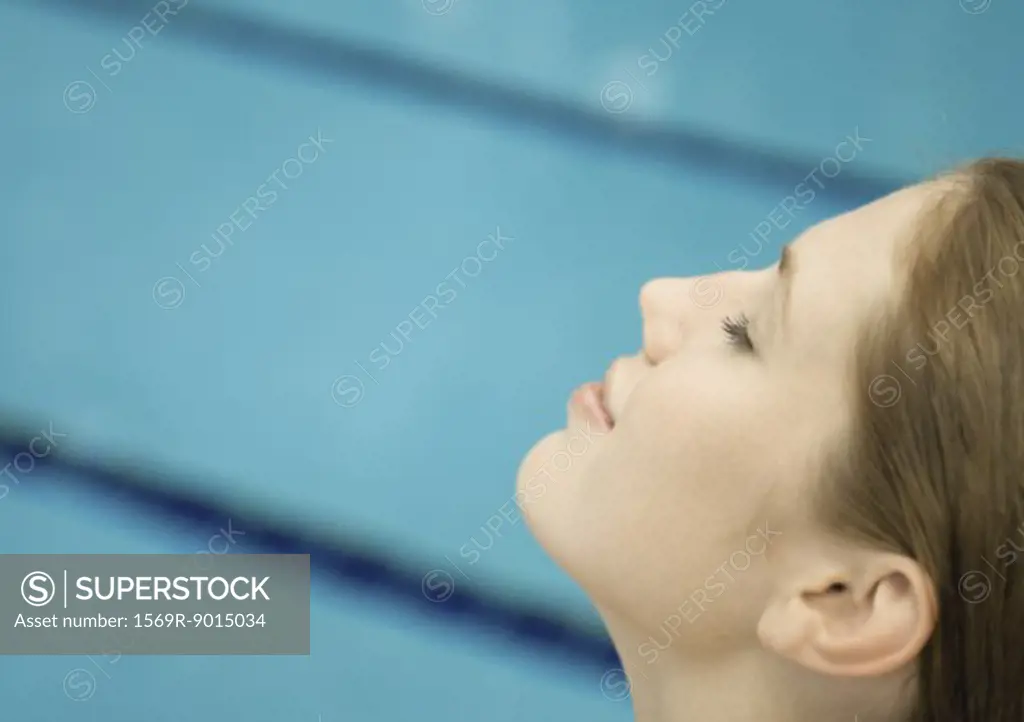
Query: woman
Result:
<box><xmin>516</xmin><ymin>158</ymin><xmax>1024</xmax><ymax>722</ymax></box>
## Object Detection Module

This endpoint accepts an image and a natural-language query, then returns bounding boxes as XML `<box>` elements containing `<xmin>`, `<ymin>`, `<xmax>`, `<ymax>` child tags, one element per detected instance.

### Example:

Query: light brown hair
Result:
<box><xmin>822</xmin><ymin>158</ymin><xmax>1024</xmax><ymax>721</ymax></box>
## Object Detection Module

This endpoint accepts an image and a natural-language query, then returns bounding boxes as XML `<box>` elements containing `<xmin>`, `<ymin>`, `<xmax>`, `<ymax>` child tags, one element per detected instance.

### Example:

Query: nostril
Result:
<box><xmin>643</xmin><ymin>319</ymin><xmax>681</xmax><ymax>366</ymax></box>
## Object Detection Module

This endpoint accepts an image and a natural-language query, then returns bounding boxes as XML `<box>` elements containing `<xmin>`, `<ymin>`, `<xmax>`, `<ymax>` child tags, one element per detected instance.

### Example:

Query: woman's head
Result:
<box><xmin>516</xmin><ymin>159</ymin><xmax>1024</xmax><ymax>721</ymax></box>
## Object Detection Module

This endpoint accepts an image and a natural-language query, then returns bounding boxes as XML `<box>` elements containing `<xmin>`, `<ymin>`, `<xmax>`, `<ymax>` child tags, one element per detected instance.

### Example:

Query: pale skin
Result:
<box><xmin>516</xmin><ymin>183</ymin><xmax>945</xmax><ymax>722</ymax></box>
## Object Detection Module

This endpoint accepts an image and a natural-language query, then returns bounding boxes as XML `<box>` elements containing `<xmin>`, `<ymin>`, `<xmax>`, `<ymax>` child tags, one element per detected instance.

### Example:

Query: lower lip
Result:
<box><xmin>569</xmin><ymin>382</ymin><xmax>614</xmax><ymax>432</ymax></box>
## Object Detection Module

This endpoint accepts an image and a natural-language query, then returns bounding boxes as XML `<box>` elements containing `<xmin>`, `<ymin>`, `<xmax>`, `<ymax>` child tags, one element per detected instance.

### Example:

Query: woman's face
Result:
<box><xmin>516</xmin><ymin>183</ymin><xmax>941</xmax><ymax>657</ymax></box>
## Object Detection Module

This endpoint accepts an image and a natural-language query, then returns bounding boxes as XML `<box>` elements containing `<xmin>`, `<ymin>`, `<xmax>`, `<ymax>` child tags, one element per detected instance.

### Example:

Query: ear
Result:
<box><xmin>757</xmin><ymin>553</ymin><xmax>936</xmax><ymax>677</ymax></box>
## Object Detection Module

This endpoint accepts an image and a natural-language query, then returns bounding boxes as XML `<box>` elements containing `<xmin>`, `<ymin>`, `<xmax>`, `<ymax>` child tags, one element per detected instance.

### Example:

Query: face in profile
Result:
<box><xmin>515</xmin><ymin>183</ymin><xmax>943</xmax><ymax>680</ymax></box>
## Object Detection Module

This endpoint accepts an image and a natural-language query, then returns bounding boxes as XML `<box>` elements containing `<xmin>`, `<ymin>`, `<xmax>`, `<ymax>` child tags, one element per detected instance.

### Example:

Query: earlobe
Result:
<box><xmin>757</xmin><ymin>554</ymin><xmax>936</xmax><ymax>677</ymax></box>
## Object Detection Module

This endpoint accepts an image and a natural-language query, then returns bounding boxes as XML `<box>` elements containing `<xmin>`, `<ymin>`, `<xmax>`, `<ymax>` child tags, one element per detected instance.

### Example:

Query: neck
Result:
<box><xmin>598</xmin><ymin>607</ymin><xmax>898</xmax><ymax>722</ymax></box>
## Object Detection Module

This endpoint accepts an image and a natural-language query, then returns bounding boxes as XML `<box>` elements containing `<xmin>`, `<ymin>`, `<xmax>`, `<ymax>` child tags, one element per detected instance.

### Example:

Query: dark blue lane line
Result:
<box><xmin>26</xmin><ymin>0</ymin><xmax>905</xmax><ymax>204</ymax></box>
<box><xmin>0</xmin><ymin>428</ymin><xmax>619</xmax><ymax>674</ymax></box>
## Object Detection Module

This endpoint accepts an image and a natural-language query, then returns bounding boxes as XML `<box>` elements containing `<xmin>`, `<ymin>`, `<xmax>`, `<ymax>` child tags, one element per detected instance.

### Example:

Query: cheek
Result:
<box><xmin>596</xmin><ymin>367</ymin><xmax>774</xmax><ymax>527</ymax></box>
<box><xmin>563</xmin><ymin>363</ymin><xmax>791</xmax><ymax>611</ymax></box>
<box><xmin>624</xmin><ymin>359</ymin><xmax>774</xmax><ymax>482</ymax></box>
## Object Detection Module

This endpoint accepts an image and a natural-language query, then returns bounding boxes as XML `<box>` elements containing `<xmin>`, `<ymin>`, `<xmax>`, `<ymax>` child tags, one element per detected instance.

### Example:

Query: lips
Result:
<box><xmin>569</xmin><ymin>381</ymin><xmax>614</xmax><ymax>432</ymax></box>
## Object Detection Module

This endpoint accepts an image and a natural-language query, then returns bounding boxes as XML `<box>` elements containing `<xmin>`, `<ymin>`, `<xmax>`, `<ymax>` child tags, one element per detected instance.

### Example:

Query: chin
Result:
<box><xmin>515</xmin><ymin>379</ymin><xmax>618</xmax><ymax>561</ymax></box>
<box><xmin>516</xmin><ymin>419</ymin><xmax>612</xmax><ymax>554</ymax></box>
<box><xmin>515</xmin><ymin>429</ymin><xmax>569</xmax><ymax>504</ymax></box>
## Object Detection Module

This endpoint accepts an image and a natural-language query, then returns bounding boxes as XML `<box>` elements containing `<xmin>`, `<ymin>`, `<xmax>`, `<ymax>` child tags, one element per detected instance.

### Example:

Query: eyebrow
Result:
<box><xmin>779</xmin><ymin>244</ymin><xmax>793</xmax><ymax>277</ymax></box>
<box><xmin>776</xmin><ymin>244</ymin><xmax>795</xmax><ymax>333</ymax></box>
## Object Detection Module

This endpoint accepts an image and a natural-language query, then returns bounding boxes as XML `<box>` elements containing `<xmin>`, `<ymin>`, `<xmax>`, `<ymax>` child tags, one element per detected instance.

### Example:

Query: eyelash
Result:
<box><xmin>721</xmin><ymin>313</ymin><xmax>754</xmax><ymax>352</ymax></box>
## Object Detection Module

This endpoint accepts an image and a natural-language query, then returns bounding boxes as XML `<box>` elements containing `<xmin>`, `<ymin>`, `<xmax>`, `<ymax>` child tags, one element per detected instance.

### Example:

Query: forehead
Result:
<box><xmin>796</xmin><ymin>182</ymin><xmax>940</xmax><ymax>264</ymax></box>
<box><xmin>784</xmin><ymin>183</ymin><xmax>944</xmax><ymax>358</ymax></box>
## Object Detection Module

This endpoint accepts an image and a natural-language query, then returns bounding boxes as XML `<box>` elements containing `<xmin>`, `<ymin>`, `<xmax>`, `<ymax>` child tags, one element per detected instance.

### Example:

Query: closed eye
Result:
<box><xmin>722</xmin><ymin>313</ymin><xmax>754</xmax><ymax>352</ymax></box>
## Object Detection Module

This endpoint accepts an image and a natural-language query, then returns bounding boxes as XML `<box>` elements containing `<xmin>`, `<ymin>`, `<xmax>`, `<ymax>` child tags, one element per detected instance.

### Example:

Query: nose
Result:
<box><xmin>640</xmin><ymin>277</ymin><xmax>690</xmax><ymax>364</ymax></box>
<box><xmin>639</xmin><ymin>274</ymin><xmax>728</xmax><ymax>363</ymax></box>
